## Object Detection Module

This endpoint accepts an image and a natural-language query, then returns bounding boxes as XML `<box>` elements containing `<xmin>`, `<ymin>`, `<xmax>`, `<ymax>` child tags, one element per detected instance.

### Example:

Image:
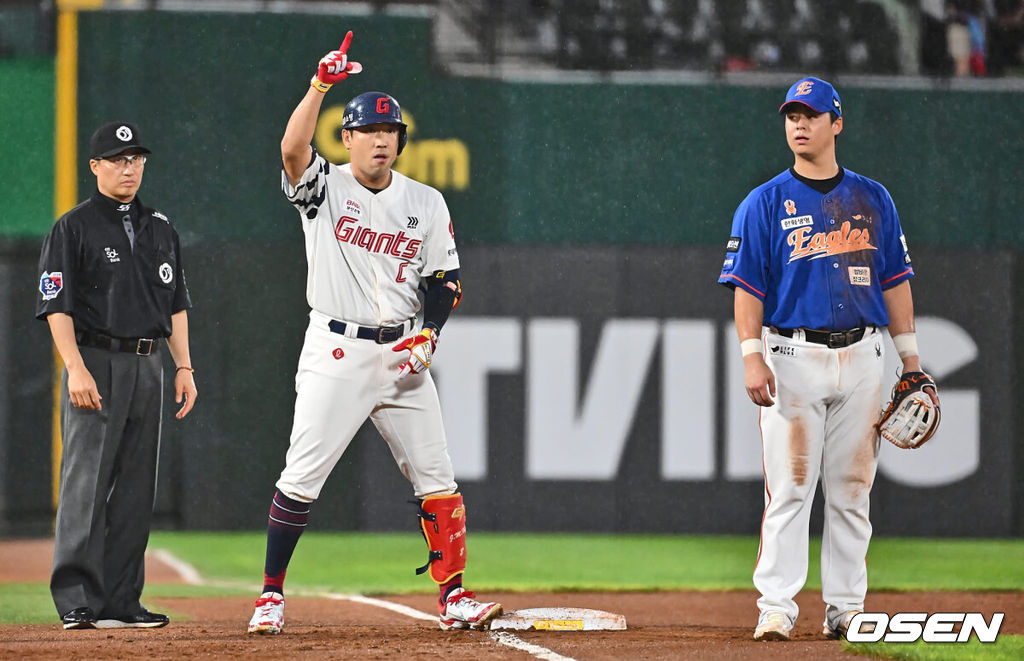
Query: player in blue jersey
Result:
<box><xmin>719</xmin><ymin>77</ymin><xmax>939</xmax><ymax>642</ymax></box>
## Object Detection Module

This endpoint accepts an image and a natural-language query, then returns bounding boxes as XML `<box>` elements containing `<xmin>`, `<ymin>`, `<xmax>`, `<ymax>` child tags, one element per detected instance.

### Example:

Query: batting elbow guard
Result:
<box><xmin>413</xmin><ymin>493</ymin><xmax>467</xmax><ymax>584</ymax></box>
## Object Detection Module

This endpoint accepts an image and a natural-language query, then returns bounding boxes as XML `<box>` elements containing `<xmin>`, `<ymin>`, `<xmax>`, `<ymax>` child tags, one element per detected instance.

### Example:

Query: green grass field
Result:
<box><xmin>143</xmin><ymin>532</ymin><xmax>1024</xmax><ymax>593</ymax></box>
<box><xmin>2</xmin><ymin>532</ymin><xmax>1021</xmax><ymax>660</ymax></box>
<box><xmin>849</xmin><ymin>639</ymin><xmax>1024</xmax><ymax>661</ymax></box>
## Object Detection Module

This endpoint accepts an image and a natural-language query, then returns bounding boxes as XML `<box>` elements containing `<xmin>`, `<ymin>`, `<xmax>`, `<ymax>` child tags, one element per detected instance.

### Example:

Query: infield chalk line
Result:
<box><xmin>152</xmin><ymin>547</ymin><xmax>577</xmax><ymax>661</ymax></box>
<box><xmin>317</xmin><ymin>592</ymin><xmax>435</xmax><ymax>621</ymax></box>
<box><xmin>488</xmin><ymin>632</ymin><xmax>576</xmax><ymax>661</ymax></box>
<box><xmin>150</xmin><ymin>549</ymin><xmax>203</xmax><ymax>585</ymax></box>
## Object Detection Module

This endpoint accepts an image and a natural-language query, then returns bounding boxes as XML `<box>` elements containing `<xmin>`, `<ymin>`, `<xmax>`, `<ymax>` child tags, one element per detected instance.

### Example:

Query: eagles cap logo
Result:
<box><xmin>779</xmin><ymin>77</ymin><xmax>842</xmax><ymax>118</ymax></box>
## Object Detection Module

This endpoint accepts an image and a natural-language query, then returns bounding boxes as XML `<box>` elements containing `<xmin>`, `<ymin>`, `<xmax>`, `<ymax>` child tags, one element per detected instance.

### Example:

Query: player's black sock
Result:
<box><xmin>262</xmin><ymin>489</ymin><xmax>312</xmax><ymax>595</ymax></box>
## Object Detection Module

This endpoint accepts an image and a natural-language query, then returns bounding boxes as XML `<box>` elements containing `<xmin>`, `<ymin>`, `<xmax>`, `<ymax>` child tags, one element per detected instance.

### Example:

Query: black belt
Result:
<box><xmin>770</xmin><ymin>326</ymin><xmax>871</xmax><ymax>349</ymax></box>
<box><xmin>76</xmin><ymin>331</ymin><xmax>159</xmax><ymax>356</ymax></box>
<box><xmin>328</xmin><ymin>319</ymin><xmax>407</xmax><ymax>344</ymax></box>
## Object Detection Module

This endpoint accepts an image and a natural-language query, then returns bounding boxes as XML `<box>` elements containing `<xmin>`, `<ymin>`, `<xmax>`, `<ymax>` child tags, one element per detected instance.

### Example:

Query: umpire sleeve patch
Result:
<box><xmin>726</xmin><ymin>236</ymin><xmax>741</xmax><ymax>252</ymax></box>
<box><xmin>40</xmin><ymin>271</ymin><xmax>63</xmax><ymax>300</ymax></box>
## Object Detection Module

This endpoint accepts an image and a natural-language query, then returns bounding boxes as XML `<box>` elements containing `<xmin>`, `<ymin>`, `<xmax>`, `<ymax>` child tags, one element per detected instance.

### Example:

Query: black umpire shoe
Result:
<box><xmin>96</xmin><ymin>609</ymin><xmax>170</xmax><ymax>629</ymax></box>
<box><xmin>61</xmin><ymin>606</ymin><xmax>97</xmax><ymax>629</ymax></box>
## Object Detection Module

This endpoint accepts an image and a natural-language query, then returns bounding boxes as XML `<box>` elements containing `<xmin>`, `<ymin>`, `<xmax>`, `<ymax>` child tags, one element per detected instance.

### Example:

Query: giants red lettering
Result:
<box><xmin>356</xmin><ymin>228</ymin><xmax>377</xmax><ymax>250</ymax></box>
<box><xmin>389</xmin><ymin>231</ymin><xmax>410</xmax><ymax>257</ymax></box>
<box><xmin>335</xmin><ymin>218</ymin><xmax>421</xmax><ymax>261</ymax></box>
<box><xmin>376</xmin><ymin>97</ymin><xmax>390</xmax><ymax>113</ymax></box>
<box><xmin>374</xmin><ymin>233</ymin><xmax>394</xmax><ymax>254</ymax></box>
<box><xmin>403</xmin><ymin>239</ymin><xmax>421</xmax><ymax>259</ymax></box>
<box><xmin>335</xmin><ymin>216</ymin><xmax>358</xmax><ymax>242</ymax></box>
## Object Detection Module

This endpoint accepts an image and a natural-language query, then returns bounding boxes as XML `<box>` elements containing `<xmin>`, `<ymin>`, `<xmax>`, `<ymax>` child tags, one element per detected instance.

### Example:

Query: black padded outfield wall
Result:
<box><xmin>0</xmin><ymin>242</ymin><xmax>55</xmax><ymax>537</ymax></box>
<box><xmin>155</xmin><ymin>244</ymin><xmax>1010</xmax><ymax>536</ymax></box>
<box><xmin>348</xmin><ymin>246</ymin><xmax>1013</xmax><ymax>537</ymax></box>
<box><xmin>3</xmin><ymin>242</ymin><xmax>1015</xmax><ymax>535</ymax></box>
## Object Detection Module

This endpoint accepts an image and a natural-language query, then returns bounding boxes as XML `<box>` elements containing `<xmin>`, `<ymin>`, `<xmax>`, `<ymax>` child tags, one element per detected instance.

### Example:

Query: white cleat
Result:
<box><xmin>823</xmin><ymin>610</ymin><xmax>862</xmax><ymax>640</ymax></box>
<box><xmin>754</xmin><ymin>610</ymin><xmax>793</xmax><ymax>641</ymax></box>
<box><xmin>248</xmin><ymin>591</ymin><xmax>285</xmax><ymax>635</ymax></box>
<box><xmin>438</xmin><ymin>587</ymin><xmax>503</xmax><ymax>631</ymax></box>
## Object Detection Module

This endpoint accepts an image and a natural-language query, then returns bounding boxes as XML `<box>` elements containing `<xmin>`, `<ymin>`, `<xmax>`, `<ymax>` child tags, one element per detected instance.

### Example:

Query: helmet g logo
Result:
<box><xmin>338</xmin><ymin>92</ymin><xmax>408</xmax><ymax>154</ymax></box>
<box><xmin>795</xmin><ymin>81</ymin><xmax>814</xmax><ymax>96</ymax></box>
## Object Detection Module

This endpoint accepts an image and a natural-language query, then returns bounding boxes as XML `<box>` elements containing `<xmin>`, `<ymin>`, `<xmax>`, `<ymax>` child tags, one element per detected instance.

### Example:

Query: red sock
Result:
<box><xmin>262</xmin><ymin>490</ymin><xmax>311</xmax><ymax>596</ymax></box>
<box><xmin>263</xmin><ymin>569</ymin><xmax>286</xmax><ymax>596</ymax></box>
<box><xmin>440</xmin><ymin>577</ymin><xmax>462</xmax><ymax>601</ymax></box>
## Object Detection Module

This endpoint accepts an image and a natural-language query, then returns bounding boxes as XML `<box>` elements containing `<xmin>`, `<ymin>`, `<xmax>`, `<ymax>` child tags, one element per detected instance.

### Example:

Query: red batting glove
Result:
<box><xmin>311</xmin><ymin>31</ymin><xmax>363</xmax><ymax>93</ymax></box>
<box><xmin>393</xmin><ymin>328</ymin><xmax>438</xmax><ymax>379</ymax></box>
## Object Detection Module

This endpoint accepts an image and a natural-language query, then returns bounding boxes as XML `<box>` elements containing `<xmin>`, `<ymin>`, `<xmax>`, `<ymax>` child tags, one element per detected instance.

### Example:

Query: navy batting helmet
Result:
<box><xmin>342</xmin><ymin>91</ymin><xmax>408</xmax><ymax>154</ymax></box>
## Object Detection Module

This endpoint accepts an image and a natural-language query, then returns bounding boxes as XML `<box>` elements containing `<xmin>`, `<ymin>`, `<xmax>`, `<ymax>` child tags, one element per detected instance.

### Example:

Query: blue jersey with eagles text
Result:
<box><xmin>718</xmin><ymin>168</ymin><xmax>913</xmax><ymax>330</ymax></box>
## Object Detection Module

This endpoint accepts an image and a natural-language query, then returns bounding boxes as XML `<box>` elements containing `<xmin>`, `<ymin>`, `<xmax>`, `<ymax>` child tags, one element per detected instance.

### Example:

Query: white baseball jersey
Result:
<box><xmin>275</xmin><ymin>150</ymin><xmax>459</xmax><ymax>503</ymax></box>
<box><xmin>283</xmin><ymin>150</ymin><xmax>460</xmax><ymax>326</ymax></box>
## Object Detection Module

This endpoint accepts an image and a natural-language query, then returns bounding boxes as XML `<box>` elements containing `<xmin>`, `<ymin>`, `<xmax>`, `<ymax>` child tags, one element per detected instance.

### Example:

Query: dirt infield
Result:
<box><xmin>2</xmin><ymin>539</ymin><xmax>1020</xmax><ymax>660</ymax></box>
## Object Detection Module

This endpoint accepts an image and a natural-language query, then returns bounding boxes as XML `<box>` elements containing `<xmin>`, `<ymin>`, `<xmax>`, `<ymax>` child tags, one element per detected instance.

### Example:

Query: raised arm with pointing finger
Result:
<box><xmin>282</xmin><ymin>31</ymin><xmax>363</xmax><ymax>185</ymax></box>
<box><xmin>247</xmin><ymin>32</ymin><xmax>499</xmax><ymax>637</ymax></box>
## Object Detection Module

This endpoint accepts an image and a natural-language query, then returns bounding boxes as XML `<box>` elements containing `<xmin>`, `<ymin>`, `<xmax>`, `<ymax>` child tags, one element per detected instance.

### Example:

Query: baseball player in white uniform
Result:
<box><xmin>247</xmin><ymin>31</ymin><xmax>501</xmax><ymax>634</ymax></box>
<box><xmin>719</xmin><ymin>77</ymin><xmax>938</xmax><ymax>641</ymax></box>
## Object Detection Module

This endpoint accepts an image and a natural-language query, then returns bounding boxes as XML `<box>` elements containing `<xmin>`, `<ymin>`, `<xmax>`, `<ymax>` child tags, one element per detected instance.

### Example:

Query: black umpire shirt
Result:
<box><xmin>36</xmin><ymin>189</ymin><xmax>192</xmax><ymax>338</ymax></box>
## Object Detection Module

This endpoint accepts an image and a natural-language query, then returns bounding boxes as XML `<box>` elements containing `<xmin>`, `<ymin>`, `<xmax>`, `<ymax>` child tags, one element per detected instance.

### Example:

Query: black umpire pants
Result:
<box><xmin>50</xmin><ymin>345</ymin><xmax>163</xmax><ymax>619</ymax></box>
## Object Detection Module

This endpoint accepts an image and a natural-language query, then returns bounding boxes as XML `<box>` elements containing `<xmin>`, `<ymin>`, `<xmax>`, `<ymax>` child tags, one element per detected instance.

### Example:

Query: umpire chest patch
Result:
<box><xmin>848</xmin><ymin>266</ymin><xmax>871</xmax><ymax>286</ymax></box>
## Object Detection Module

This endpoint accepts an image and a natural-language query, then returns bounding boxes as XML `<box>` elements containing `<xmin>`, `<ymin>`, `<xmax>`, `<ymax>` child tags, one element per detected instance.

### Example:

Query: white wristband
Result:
<box><xmin>740</xmin><ymin>338</ymin><xmax>762</xmax><ymax>357</ymax></box>
<box><xmin>891</xmin><ymin>332</ymin><xmax>919</xmax><ymax>358</ymax></box>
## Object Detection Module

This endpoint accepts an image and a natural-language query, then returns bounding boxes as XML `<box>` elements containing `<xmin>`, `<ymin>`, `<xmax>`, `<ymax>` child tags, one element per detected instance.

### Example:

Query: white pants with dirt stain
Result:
<box><xmin>753</xmin><ymin>327</ymin><xmax>884</xmax><ymax>625</ymax></box>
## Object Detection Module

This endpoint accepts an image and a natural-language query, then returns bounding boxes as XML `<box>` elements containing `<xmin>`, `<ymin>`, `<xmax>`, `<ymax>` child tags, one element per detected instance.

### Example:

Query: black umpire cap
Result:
<box><xmin>89</xmin><ymin>121</ymin><xmax>152</xmax><ymax>159</ymax></box>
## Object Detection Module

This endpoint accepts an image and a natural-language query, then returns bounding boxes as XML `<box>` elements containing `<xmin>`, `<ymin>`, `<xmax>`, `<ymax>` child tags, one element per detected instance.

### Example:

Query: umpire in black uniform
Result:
<box><xmin>36</xmin><ymin>121</ymin><xmax>197</xmax><ymax>629</ymax></box>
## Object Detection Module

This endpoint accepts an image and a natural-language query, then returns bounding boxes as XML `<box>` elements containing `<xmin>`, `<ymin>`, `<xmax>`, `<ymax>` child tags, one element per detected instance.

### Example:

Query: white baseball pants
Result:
<box><xmin>754</xmin><ymin>328</ymin><xmax>884</xmax><ymax>624</ymax></box>
<box><xmin>276</xmin><ymin>311</ymin><xmax>457</xmax><ymax>502</ymax></box>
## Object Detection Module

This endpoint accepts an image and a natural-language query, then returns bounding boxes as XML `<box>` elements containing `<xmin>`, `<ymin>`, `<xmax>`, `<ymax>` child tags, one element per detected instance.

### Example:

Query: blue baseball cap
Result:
<box><xmin>778</xmin><ymin>77</ymin><xmax>842</xmax><ymax>118</ymax></box>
